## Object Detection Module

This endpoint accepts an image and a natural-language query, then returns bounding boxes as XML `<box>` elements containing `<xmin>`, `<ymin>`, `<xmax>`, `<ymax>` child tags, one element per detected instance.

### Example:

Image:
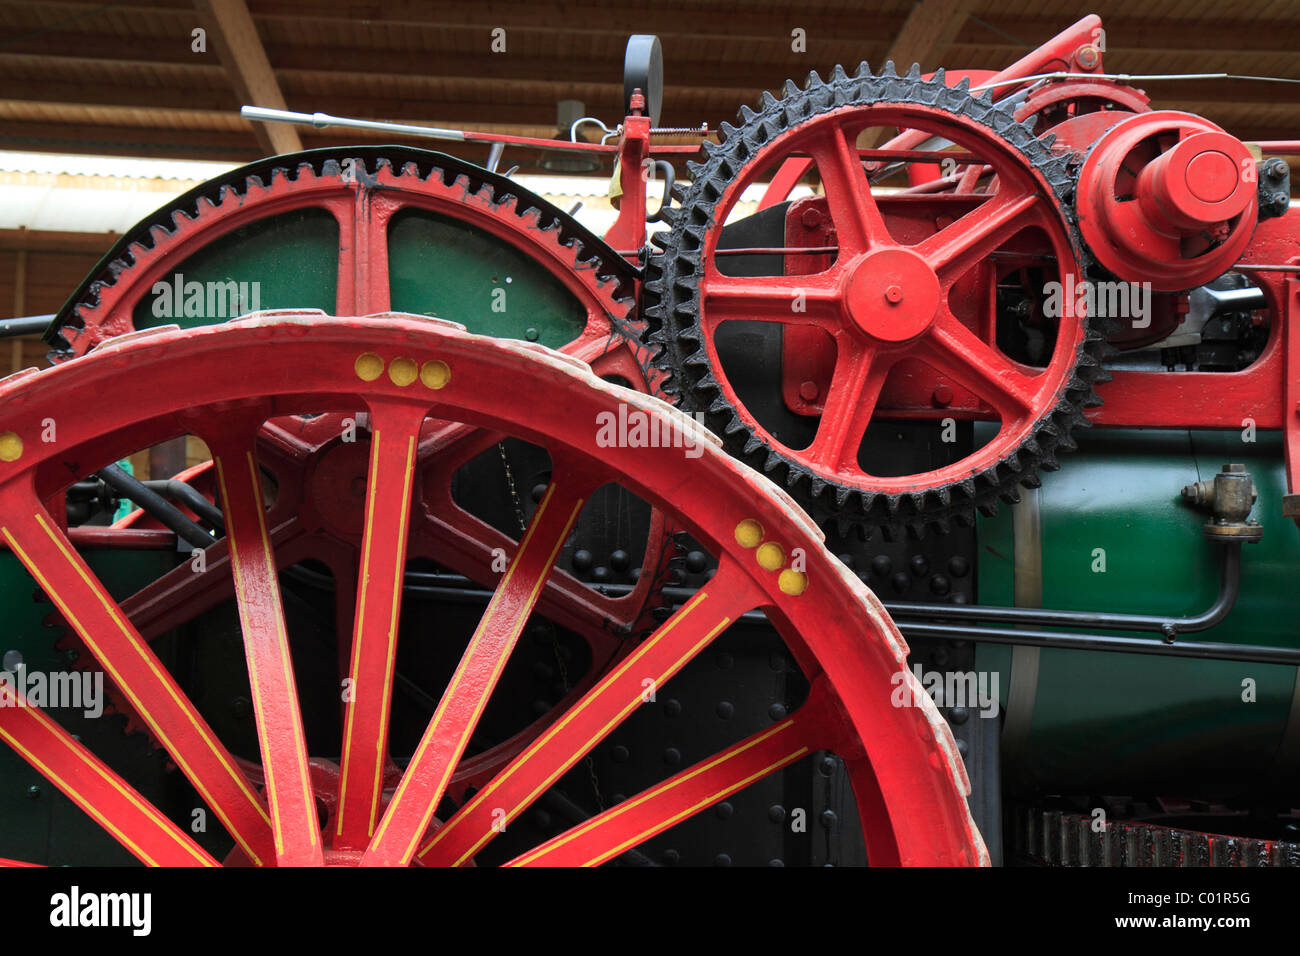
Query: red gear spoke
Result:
<box><xmin>362</xmin><ymin>476</ymin><xmax>590</xmax><ymax>866</ymax></box>
<box><xmin>0</xmin><ymin>686</ymin><xmax>217</xmax><ymax>867</ymax></box>
<box><xmin>333</xmin><ymin>400</ymin><xmax>428</xmax><ymax>849</ymax></box>
<box><xmin>211</xmin><ymin>435</ymin><xmax>324</xmax><ymax>866</ymax></box>
<box><xmin>805</xmin><ymin>124</ymin><xmax>891</xmax><ymax>256</ymax></box>
<box><xmin>505</xmin><ymin>703</ymin><xmax>816</xmax><ymax>867</ymax></box>
<box><xmin>117</xmin><ymin>519</ymin><xmax>312</xmax><ymax>642</ymax></box>
<box><xmin>921</xmin><ymin>312</ymin><xmax>1041</xmax><ymax>422</ymax></box>
<box><xmin>805</xmin><ymin>339</ymin><xmax>894</xmax><ymax>475</ymax></box>
<box><xmin>701</xmin><ymin>273</ymin><xmax>843</xmax><ymax>330</ymax></box>
<box><xmin>336</xmin><ymin>190</ymin><xmax>391</xmax><ymax>315</ymax></box>
<box><xmin>0</xmin><ymin>498</ymin><xmax>273</xmax><ymax>865</ymax></box>
<box><xmin>416</xmin><ymin>562</ymin><xmax>764</xmax><ymax>866</ymax></box>
<box><xmin>915</xmin><ymin>191</ymin><xmax>1042</xmax><ymax>287</ymax></box>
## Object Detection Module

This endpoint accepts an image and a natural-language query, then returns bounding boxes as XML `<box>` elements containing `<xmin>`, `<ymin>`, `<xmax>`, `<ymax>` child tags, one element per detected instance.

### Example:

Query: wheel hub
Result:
<box><xmin>843</xmin><ymin>247</ymin><xmax>940</xmax><ymax>342</ymax></box>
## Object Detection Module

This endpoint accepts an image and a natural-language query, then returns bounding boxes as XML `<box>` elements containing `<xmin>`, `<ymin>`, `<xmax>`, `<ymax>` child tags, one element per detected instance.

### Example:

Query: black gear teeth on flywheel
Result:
<box><xmin>642</xmin><ymin>67</ymin><xmax>1105</xmax><ymax>540</ymax></box>
<box><xmin>47</xmin><ymin>146</ymin><xmax>639</xmax><ymax>356</ymax></box>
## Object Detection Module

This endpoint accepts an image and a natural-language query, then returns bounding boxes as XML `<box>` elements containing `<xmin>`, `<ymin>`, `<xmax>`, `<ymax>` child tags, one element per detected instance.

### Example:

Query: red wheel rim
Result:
<box><xmin>0</xmin><ymin>315</ymin><xmax>984</xmax><ymax>866</ymax></box>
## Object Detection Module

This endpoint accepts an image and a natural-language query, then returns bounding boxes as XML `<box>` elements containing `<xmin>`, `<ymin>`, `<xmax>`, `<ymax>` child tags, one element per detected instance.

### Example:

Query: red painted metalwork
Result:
<box><xmin>1088</xmin><ymin>214</ymin><xmax>1299</xmax><ymax>430</ymax></box>
<box><xmin>0</xmin><ymin>315</ymin><xmax>985</xmax><ymax>865</ymax></box>
<box><xmin>61</xmin><ymin>158</ymin><xmax>645</xmax><ymax>371</ymax></box>
<box><xmin>603</xmin><ymin>90</ymin><xmax>653</xmax><ymax>256</ymax></box>
<box><xmin>755</xmin><ymin>15</ymin><xmax>1108</xmax><ymax>210</ymax></box>
<box><xmin>698</xmin><ymin>99</ymin><xmax>1086</xmax><ymax>493</ymax></box>
<box><xmin>1076</xmin><ymin>111</ymin><xmax>1259</xmax><ymax>292</ymax></box>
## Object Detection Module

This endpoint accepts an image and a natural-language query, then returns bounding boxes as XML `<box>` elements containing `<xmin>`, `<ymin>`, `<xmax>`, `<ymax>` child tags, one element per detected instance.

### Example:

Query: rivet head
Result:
<box><xmin>734</xmin><ymin>518</ymin><xmax>763</xmax><ymax>548</ymax></box>
<box><xmin>755</xmin><ymin>541</ymin><xmax>785</xmax><ymax>571</ymax></box>
<box><xmin>0</xmin><ymin>431</ymin><xmax>23</xmax><ymax>462</ymax></box>
<box><xmin>420</xmin><ymin>360</ymin><xmax>451</xmax><ymax>390</ymax></box>
<box><xmin>354</xmin><ymin>353</ymin><xmax>384</xmax><ymax>381</ymax></box>
<box><xmin>388</xmin><ymin>357</ymin><xmax>418</xmax><ymax>386</ymax></box>
<box><xmin>778</xmin><ymin>569</ymin><xmax>808</xmax><ymax>595</ymax></box>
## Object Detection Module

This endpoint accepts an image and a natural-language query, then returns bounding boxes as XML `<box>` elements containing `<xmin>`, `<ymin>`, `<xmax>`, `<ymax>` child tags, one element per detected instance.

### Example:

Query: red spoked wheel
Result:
<box><xmin>60</xmin><ymin>393</ymin><xmax>670</xmax><ymax>788</ymax></box>
<box><xmin>647</xmin><ymin>67</ymin><xmax>1104</xmax><ymax>537</ymax></box>
<box><xmin>0</xmin><ymin>314</ymin><xmax>983</xmax><ymax>866</ymax></box>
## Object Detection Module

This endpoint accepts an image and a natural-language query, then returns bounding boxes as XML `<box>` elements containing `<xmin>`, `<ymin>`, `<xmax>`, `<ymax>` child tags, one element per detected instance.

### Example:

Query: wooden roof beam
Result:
<box><xmin>859</xmin><ymin>0</ymin><xmax>975</xmax><ymax>147</ymax></box>
<box><xmin>194</xmin><ymin>0</ymin><xmax>301</xmax><ymax>155</ymax></box>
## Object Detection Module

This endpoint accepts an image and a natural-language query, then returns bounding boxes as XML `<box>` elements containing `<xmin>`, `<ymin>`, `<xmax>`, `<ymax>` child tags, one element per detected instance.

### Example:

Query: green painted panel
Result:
<box><xmin>133</xmin><ymin>209</ymin><xmax>338</xmax><ymax>330</ymax></box>
<box><xmin>387</xmin><ymin>209</ymin><xmax>587</xmax><ymax>348</ymax></box>
<box><xmin>977</xmin><ymin>429</ymin><xmax>1300</xmax><ymax>798</ymax></box>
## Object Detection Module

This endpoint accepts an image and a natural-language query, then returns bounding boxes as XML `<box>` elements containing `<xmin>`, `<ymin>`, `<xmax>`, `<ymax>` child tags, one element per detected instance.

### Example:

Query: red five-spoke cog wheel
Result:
<box><xmin>0</xmin><ymin>314</ymin><xmax>984</xmax><ymax>866</ymax></box>
<box><xmin>647</xmin><ymin>68</ymin><xmax>1100</xmax><ymax>537</ymax></box>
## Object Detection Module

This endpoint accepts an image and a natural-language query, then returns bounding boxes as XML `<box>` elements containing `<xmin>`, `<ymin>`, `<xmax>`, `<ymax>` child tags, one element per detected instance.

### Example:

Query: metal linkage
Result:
<box><xmin>95</xmin><ymin>464</ymin><xmax>214</xmax><ymax>550</ymax></box>
<box><xmin>358</xmin><ymin>536</ymin><xmax>1300</xmax><ymax>665</ymax></box>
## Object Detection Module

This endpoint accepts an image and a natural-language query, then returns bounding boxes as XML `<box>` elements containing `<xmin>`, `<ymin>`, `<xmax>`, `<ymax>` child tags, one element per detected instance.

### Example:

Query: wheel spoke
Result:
<box><xmin>117</xmin><ymin>517</ymin><xmax>311</xmax><ymax>641</ymax></box>
<box><xmin>0</xmin><ymin>498</ymin><xmax>273</xmax><ymax>865</ymax></box>
<box><xmin>333</xmin><ymin>401</ymin><xmax>427</xmax><ymax>848</ymax></box>
<box><xmin>362</xmin><ymin>478</ymin><xmax>589</xmax><ymax>865</ymax></box>
<box><xmin>505</xmin><ymin>710</ymin><xmax>813</xmax><ymax>867</ymax></box>
<box><xmin>702</xmin><ymin>274</ymin><xmax>842</xmax><ymax>330</ymax></box>
<box><xmin>921</xmin><ymin>313</ymin><xmax>1041</xmax><ymax>421</ymax></box>
<box><xmin>806</xmin><ymin>124</ymin><xmax>890</xmax><ymax>255</ymax></box>
<box><xmin>416</xmin><ymin>562</ymin><xmax>763</xmax><ymax>866</ymax></box>
<box><xmin>335</xmin><ymin>191</ymin><xmax>392</xmax><ymax>314</ymax></box>
<box><xmin>805</xmin><ymin>339</ymin><xmax>893</xmax><ymax>474</ymax></box>
<box><xmin>0</xmin><ymin>687</ymin><xmax>217</xmax><ymax>866</ymax></box>
<box><xmin>212</xmin><ymin>439</ymin><xmax>323</xmax><ymax>866</ymax></box>
<box><xmin>916</xmin><ymin>191</ymin><xmax>1042</xmax><ymax>286</ymax></box>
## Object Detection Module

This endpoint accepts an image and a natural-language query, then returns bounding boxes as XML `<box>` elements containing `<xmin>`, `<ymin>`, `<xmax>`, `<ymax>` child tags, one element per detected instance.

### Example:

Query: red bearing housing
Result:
<box><xmin>1076</xmin><ymin>110</ymin><xmax>1259</xmax><ymax>291</ymax></box>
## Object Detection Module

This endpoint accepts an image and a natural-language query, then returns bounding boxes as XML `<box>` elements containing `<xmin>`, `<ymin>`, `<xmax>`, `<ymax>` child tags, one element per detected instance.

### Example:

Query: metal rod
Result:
<box><xmin>0</xmin><ymin>315</ymin><xmax>53</xmax><ymax>338</ymax></box>
<box><xmin>95</xmin><ymin>464</ymin><xmax>214</xmax><ymax>550</ymax></box>
<box><xmin>899</xmin><ymin>621</ymin><xmax>1300</xmax><ymax>666</ymax></box>
<box><xmin>281</xmin><ymin>546</ymin><xmax>1286</xmax><ymax>664</ymax></box>
<box><xmin>140</xmin><ymin>479</ymin><xmax>226</xmax><ymax>531</ymax></box>
<box><xmin>972</xmin><ymin>71</ymin><xmax>1300</xmax><ymax>94</ymax></box>
<box><xmin>242</xmin><ymin>106</ymin><xmax>468</xmax><ymax>142</ymax></box>
<box><xmin>889</xmin><ymin>544</ymin><xmax>1240</xmax><ymax>637</ymax></box>
<box><xmin>243</xmin><ymin>105</ymin><xmax>622</xmax><ymax>154</ymax></box>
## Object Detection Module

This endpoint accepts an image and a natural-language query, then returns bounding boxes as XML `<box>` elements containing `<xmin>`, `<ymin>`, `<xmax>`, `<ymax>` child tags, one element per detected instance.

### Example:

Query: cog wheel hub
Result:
<box><xmin>844</xmin><ymin>247</ymin><xmax>940</xmax><ymax>342</ymax></box>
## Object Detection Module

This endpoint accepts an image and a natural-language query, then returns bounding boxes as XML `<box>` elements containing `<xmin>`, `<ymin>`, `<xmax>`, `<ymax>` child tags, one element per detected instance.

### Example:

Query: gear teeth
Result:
<box><xmin>647</xmin><ymin>65</ymin><xmax>1101</xmax><ymax>539</ymax></box>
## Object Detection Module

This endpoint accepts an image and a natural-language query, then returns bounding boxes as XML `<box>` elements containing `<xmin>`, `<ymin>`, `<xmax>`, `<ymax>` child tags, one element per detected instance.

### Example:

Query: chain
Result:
<box><xmin>497</xmin><ymin>442</ymin><xmax>605</xmax><ymax>812</ymax></box>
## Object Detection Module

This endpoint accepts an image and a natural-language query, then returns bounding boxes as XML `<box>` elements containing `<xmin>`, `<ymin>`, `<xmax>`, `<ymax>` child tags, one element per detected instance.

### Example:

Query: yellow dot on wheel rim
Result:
<box><xmin>779</xmin><ymin>569</ymin><xmax>808</xmax><ymax>596</ymax></box>
<box><xmin>0</xmin><ymin>432</ymin><xmax>21</xmax><ymax>462</ymax></box>
<box><xmin>756</xmin><ymin>541</ymin><xmax>785</xmax><ymax>571</ymax></box>
<box><xmin>355</xmin><ymin>353</ymin><xmax>384</xmax><ymax>381</ymax></box>
<box><xmin>421</xmin><ymin>360</ymin><xmax>451</xmax><ymax>390</ymax></box>
<box><xmin>389</xmin><ymin>357</ymin><xmax>418</xmax><ymax>386</ymax></box>
<box><xmin>734</xmin><ymin>519</ymin><xmax>763</xmax><ymax>548</ymax></box>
